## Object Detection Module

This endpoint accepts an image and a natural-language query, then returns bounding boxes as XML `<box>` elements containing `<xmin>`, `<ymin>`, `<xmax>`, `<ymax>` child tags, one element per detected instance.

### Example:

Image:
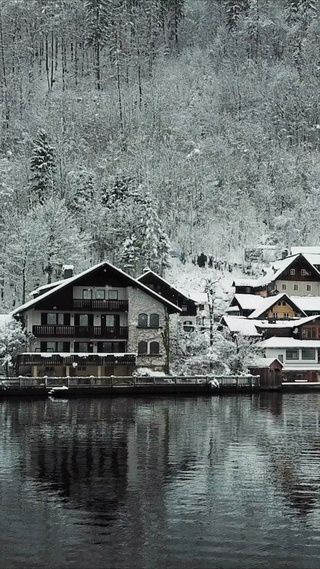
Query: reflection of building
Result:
<box><xmin>12</xmin><ymin>262</ymin><xmax>180</xmax><ymax>377</ymax></box>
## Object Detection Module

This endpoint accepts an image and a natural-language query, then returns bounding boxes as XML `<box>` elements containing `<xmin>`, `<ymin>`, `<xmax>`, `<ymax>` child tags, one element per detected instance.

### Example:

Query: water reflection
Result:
<box><xmin>1</xmin><ymin>395</ymin><xmax>320</xmax><ymax>568</ymax></box>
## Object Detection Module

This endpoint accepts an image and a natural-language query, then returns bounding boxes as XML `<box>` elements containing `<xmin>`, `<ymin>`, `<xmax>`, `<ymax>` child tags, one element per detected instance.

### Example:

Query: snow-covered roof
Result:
<box><xmin>293</xmin><ymin>296</ymin><xmax>320</xmax><ymax>312</ymax></box>
<box><xmin>248</xmin><ymin>293</ymin><xmax>306</xmax><ymax>319</ymax></box>
<box><xmin>261</xmin><ymin>337</ymin><xmax>320</xmax><ymax>348</ymax></box>
<box><xmin>250</xmin><ymin>357</ymin><xmax>283</xmax><ymax>368</ymax></box>
<box><xmin>232</xmin><ymin>294</ymin><xmax>264</xmax><ymax>310</ymax></box>
<box><xmin>291</xmin><ymin>247</ymin><xmax>320</xmax><ymax>256</ymax></box>
<box><xmin>29</xmin><ymin>277</ymin><xmax>74</xmax><ymax>297</ymax></box>
<box><xmin>11</xmin><ymin>261</ymin><xmax>182</xmax><ymax>316</ymax></box>
<box><xmin>222</xmin><ymin>315</ymin><xmax>261</xmax><ymax>337</ymax></box>
<box><xmin>137</xmin><ymin>269</ymin><xmax>196</xmax><ymax>303</ymax></box>
<box><xmin>188</xmin><ymin>292</ymin><xmax>207</xmax><ymax>304</ymax></box>
<box><xmin>256</xmin><ymin>315</ymin><xmax>319</xmax><ymax>329</ymax></box>
<box><xmin>234</xmin><ymin>254</ymin><xmax>320</xmax><ymax>290</ymax></box>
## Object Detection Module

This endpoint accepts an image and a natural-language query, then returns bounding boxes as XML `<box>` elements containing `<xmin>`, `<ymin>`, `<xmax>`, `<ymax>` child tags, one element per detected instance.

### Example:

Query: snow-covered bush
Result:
<box><xmin>0</xmin><ymin>319</ymin><xmax>31</xmax><ymax>378</ymax></box>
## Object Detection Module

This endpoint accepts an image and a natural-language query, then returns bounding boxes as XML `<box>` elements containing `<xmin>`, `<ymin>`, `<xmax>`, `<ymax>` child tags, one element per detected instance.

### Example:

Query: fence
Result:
<box><xmin>1</xmin><ymin>374</ymin><xmax>260</xmax><ymax>389</ymax></box>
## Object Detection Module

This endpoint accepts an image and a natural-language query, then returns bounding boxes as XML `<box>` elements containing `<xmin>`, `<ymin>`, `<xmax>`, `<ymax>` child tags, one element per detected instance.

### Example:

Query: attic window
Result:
<box><xmin>290</xmin><ymin>269</ymin><xmax>295</xmax><ymax>275</ymax></box>
<box><xmin>301</xmin><ymin>269</ymin><xmax>308</xmax><ymax>276</ymax></box>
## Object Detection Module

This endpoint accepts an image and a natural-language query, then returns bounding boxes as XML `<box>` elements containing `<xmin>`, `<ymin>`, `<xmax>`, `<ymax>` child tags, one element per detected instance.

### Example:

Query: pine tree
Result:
<box><xmin>225</xmin><ymin>0</ymin><xmax>249</xmax><ymax>28</ymax></box>
<box><xmin>30</xmin><ymin>129</ymin><xmax>56</xmax><ymax>204</ymax></box>
<box><xmin>85</xmin><ymin>0</ymin><xmax>111</xmax><ymax>89</ymax></box>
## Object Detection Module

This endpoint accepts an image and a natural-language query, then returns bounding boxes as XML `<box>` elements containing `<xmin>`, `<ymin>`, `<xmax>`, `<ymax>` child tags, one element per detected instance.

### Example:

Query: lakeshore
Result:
<box><xmin>2</xmin><ymin>373</ymin><xmax>319</xmax><ymax>397</ymax></box>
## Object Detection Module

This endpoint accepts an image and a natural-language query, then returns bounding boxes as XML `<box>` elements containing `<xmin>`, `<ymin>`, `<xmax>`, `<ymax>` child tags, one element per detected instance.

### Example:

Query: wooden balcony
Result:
<box><xmin>72</xmin><ymin>299</ymin><xmax>128</xmax><ymax>311</ymax></box>
<box><xmin>18</xmin><ymin>353</ymin><xmax>136</xmax><ymax>366</ymax></box>
<box><xmin>32</xmin><ymin>325</ymin><xmax>128</xmax><ymax>339</ymax></box>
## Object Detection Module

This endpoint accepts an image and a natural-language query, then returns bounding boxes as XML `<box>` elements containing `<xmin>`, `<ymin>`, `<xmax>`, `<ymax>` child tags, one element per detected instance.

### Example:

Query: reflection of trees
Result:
<box><xmin>3</xmin><ymin>393</ymin><xmax>320</xmax><ymax>527</ymax></box>
<box><xmin>5</xmin><ymin>399</ymin><xmax>130</xmax><ymax>520</ymax></box>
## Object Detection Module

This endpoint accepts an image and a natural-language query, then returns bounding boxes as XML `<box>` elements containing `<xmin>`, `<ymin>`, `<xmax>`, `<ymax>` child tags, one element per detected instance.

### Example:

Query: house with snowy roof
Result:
<box><xmin>233</xmin><ymin>253</ymin><xmax>320</xmax><ymax>297</ymax></box>
<box><xmin>137</xmin><ymin>269</ymin><xmax>197</xmax><ymax>331</ymax></box>
<box><xmin>11</xmin><ymin>262</ymin><xmax>181</xmax><ymax>378</ymax></box>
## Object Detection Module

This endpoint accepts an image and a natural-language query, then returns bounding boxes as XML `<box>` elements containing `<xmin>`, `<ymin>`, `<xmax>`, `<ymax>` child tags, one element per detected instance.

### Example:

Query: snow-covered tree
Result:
<box><xmin>0</xmin><ymin>319</ymin><xmax>30</xmax><ymax>378</ymax></box>
<box><xmin>30</xmin><ymin>129</ymin><xmax>56</xmax><ymax>204</ymax></box>
<box><xmin>33</xmin><ymin>197</ymin><xmax>90</xmax><ymax>283</ymax></box>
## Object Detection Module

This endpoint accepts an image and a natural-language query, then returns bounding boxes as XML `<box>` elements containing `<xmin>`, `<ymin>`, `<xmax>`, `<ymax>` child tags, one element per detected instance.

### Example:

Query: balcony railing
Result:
<box><xmin>72</xmin><ymin>299</ymin><xmax>128</xmax><ymax>311</ymax></box>
<box><xmin>32</xmin><ymin>325</ymin><xmax>128</xmax><ymax>339</ymax></box>
<box><xmin>18</xmin><ymin>353</ymin><xmax>136</xmax><ymax>366</ymax></box>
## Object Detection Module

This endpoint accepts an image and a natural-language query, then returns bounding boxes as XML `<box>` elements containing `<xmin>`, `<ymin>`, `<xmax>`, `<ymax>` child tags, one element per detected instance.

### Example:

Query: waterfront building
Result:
<box><xmin>11</xmin><ymin>262</ymin><xmax>181</xmax><ymax>378</ymax></box>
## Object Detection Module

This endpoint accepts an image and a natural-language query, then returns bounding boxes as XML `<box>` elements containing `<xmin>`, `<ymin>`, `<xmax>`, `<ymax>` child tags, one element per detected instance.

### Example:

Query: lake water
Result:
<box><xmin>1</xmin><ymin>393</ymin><xmax>320</xmax><ymax>569</ymax></box>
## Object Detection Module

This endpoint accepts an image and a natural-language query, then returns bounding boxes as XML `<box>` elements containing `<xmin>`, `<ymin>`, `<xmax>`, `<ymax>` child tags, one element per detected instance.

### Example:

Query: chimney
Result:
<box><xmin>62</xmin><ymin>264</ymin><xmax>74</xmax><ymax>279</ymax></box>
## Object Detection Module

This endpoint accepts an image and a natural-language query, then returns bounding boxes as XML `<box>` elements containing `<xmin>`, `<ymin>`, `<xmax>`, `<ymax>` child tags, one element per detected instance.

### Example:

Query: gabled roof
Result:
<box><xmin>249</xmin><ymin>357</ymin><xmax>283</xmax><ymax>369</ymax></box>
<box><xmin>233</xmin><ymin>253</ymin><xmax>320</xmax><ymax>290</ymax></box>
<box><xmin>248</xmin><ymin>293</ymin><xmax>306</xmax><ymax>319</ymax></box>
<box><xmin>261</xmin><ymin>337</ymin><xmax>320</xmax><ymax>349</ymax></box>
<box><xmin>29</xmin><ymin>277</ymin><xmax>74</xmax><ymax>297</ymax></box>
<box><xmin>137</xmin><ymin>269</ymin><xmax>196</xmax><ymax>304</ymax></box>
<box><xmin>293</xmin><ymin>296</ymin><xmax>320</xmax><ymax>313</ymax></box>
<box><xmin>11</xmin><ymin>262</ymin><xmax>182</xmax><ymax>316</ymax></box>
<box><xmin>221</xmin><ymin>315</ymin><xmax>261</xmax><ymax>337</ymax></box>
<box><xmin>255</xmin><ymin>315</ymin><xmax>319</xmax><ymax>329</ymax></box>
<box><xmin>230</xmin><ymin>294</ymin><xmax>264</xmax><ymax>311</ymax></box>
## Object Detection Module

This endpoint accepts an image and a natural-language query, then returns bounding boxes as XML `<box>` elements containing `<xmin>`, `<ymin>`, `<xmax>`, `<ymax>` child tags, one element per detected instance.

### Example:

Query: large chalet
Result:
<box><xmin>11</xmin><ymin>262</ymin><xmax>181</xmax><ymax>378</ymax></box>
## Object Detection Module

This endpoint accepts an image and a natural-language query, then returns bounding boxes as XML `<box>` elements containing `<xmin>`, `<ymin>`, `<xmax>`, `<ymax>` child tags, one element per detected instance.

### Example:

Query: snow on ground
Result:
<box><xmin>165</xmin><ymin>258</ymin><xmax>244</xmax><ymax>304</ymax></box>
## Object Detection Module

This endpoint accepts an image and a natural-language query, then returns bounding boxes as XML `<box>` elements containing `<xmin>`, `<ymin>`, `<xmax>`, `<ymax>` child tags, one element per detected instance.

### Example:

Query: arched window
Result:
<box><xmin>149</xmin><ymin>341</ymin><xmax>160</xmax><ymax>355</ymax></box>
<box><xmin>138</xmin><ymin>341</ymin><xmax>147</xmax><ymax>355</ymax></box>
<box><xmin>150</xmin><ymin>313</ymin><xmax>159</xmax><ymax>328</ymax></box>
<box><xmin>138</xmin><ymin>313</ymin><xmax>148</xmax><ymax>327</ymax></box>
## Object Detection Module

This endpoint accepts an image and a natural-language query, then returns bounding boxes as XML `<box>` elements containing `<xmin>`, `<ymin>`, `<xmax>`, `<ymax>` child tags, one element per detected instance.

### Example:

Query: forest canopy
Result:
<box><xmin>0</xmin><ymin>0</ymin><xmax>319</xmax><ymax>308</ymax></box>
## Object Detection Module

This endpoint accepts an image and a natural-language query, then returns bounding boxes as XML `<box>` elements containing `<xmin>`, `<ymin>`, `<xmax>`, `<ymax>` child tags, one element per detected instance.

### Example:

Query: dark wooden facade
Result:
<box><xmin>138</xmin><ymin>271</ymin><xmax>197</xmax><ymax>316</ymax></box>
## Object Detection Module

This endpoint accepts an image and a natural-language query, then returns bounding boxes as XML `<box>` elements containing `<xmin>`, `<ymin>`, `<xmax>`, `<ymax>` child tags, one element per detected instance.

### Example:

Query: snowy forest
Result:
<box><xmin>0</xmin><ymin>0</ymin><xmax>319</xmax><ymax>310</ymax></box>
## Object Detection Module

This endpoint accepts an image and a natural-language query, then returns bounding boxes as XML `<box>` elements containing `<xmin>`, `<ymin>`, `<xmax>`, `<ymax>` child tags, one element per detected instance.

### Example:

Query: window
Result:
<box><xmin>183</xmin><ymin>321</ymin><xmax>194</xmax><ymax>332</ymax></box>
<box><xmin>302</xmin><ymin>348</ymin><xmax>316</xmax><ymax>360</ymax></box>
<box><xmin>40</xmin><ymin>342</ymin><xmax>70</xmax><ymax>352</ymax></box>
<box><xmin>105</xmin><ymin>315</ymin><xmax>115</xmax><ymax>327</ymax></box>
<box><xmin>150</xmin><ymin>314</ymin><xmax>160</xmax><ymax>328</ymax></box>
<box><xmin>138</xmin><ymin>313</ymin><xmax>148</xmax><ymax>327</ymax></box>
<box><xmin>286</xmin><ymin>349</ymin><xmax>299</xmax><ymax>360</ymax></box>
<box><xmin>98</xmin><ymin>341</ymin><xmax>126</xmax><ymax>353</ymax></box>
<box><xmin>79</xmin><ymin>314</ymin><xmax>89</xmax><ymax>326</ymax></box>
<box><xmin>302</xmin><ymin>327</ymin><xmax>317</xmax><ymax>339</ymax></box>
<box><xmin>306</xmin><ymin>284</ymin><xmax>312</xmax><ymax>292</ymax></box>
<box><xmin>293</xmin><ymin>284</ymin><xmax>299</xmax><ymax>291</ymax></box>
<box><xmin>150</xmin><ymin>341</ymin><xmax>160</xmax><ymax>354</ymax></box>
<box><xmin>138</xmin><ymin>341</ymin><xmax>147</xmax><ymax>354</ymax></box>
<box><xmin>301</xmin><ymin>269</ymin><xmax>307</xmax><ymax>276</ymax></box>
<box><xmin>46</xmin><ymin>313</ymin><xmax>65</xmax><ymax>325</ymax></box>
<box><xmin>82</xmin><ymin>289</ymin><xmax>92</xmax><ymax>299</ymax></box>
<box><xmin>281</xmin><ymin>283</ymin><xmax>287</xmax><ymax>291</ymax></box>
<box><xmin>96</xmin><ymin>289</ymin><xmax>105</xmax><ymax>300</ymax></box>
<box><xmin>74</xmin><ymin>342</ymin><xmax>93</xmax><ymax>353</ymax></box>
<box><xmin>290</xmin><ymin>268</ymin><xmax>296</xmax><ymax>276</ymax></box>
<box><xmin>108</xmin><ymin>290</ymin><xmax>118</xmax><ymax>300</ymax></box>
<box><xmin>75</xmin><ymin>314</ymin><xmax>93</xmax><ymax>326</ymax></box>
<box><xmin>278</xmin><ymin>354</ymin><xmax>284</xmax><ymax>363</ymax></box>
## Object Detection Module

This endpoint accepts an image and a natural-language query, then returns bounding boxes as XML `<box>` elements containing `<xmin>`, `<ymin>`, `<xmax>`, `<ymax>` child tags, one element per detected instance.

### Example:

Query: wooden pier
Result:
<box><xmin>0</xmin><ymin>373</ymin><xmax>281</xmax><ymax>398</ymax></box>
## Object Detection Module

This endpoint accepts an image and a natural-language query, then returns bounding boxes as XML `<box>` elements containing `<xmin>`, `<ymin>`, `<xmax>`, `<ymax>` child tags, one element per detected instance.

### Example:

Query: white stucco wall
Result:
<box><xmin>276</xmin><ymin>279</ymin><xmax>320</xmax><ymax>296</ymax></box>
